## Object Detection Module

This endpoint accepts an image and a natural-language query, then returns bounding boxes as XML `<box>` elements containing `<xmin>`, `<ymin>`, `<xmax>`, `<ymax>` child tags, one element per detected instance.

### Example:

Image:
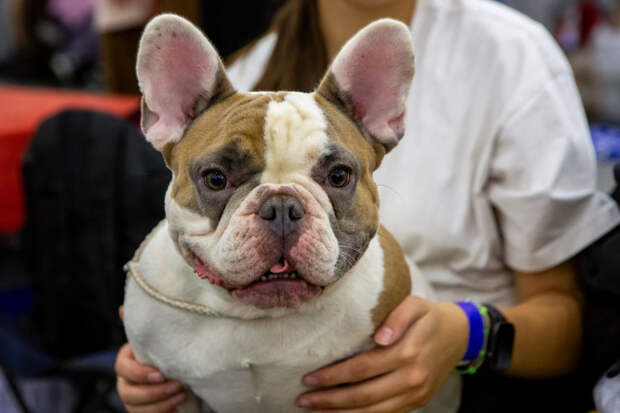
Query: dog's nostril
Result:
<box><xmin>287</xmin><ymin>201</ymin><xmax>304</xmax><ymax>221</ymax></box>
<box><xmin>259</xmin><ymin>203</ymin><xmax>277</xmax><ymax>221</ymax></box>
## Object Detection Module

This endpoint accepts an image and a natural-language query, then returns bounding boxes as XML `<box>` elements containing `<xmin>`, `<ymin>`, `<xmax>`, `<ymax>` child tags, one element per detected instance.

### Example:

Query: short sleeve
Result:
<box><xmin>487</xmin><ymin>72</ymin><xmax>620</xmax><ymax>272</ymax></box>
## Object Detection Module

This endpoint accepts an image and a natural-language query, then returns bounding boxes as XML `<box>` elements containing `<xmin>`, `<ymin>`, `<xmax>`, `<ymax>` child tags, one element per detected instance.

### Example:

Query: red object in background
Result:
<box><xmin>580</xmin><ymin>0</ymin><xmax>602</xmax><ymax>46</ymax></box>
<box><xmin>0</xmin><ymin>86</ymin><xmax>140</xmax><ymax>234</ymax></box>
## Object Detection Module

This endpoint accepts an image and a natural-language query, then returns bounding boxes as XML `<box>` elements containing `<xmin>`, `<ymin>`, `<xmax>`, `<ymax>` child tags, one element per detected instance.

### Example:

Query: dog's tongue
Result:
<box><xmin>270</xmin><ymin>259</ymin><xmax>293</xmax><ymax>274</ymax></box>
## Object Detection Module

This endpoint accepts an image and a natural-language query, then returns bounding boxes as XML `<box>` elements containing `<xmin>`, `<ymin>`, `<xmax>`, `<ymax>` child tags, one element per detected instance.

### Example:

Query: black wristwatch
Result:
<box><xmin>483</xmin><ymin>304</ymin><xmax>515</xmax><ymax>372</ymax></box>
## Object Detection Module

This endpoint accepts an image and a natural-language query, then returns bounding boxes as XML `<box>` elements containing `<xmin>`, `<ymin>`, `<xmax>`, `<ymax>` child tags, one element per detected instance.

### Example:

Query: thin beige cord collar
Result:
<box><xmin>124</xmin><ymin>219</ymin><xmax>220</xmax><ymax>316</ymax></box>
<box><xmin>125</xmin><ymin>261</ymin><xmax>220</xmax><ymax>316</ymax></box>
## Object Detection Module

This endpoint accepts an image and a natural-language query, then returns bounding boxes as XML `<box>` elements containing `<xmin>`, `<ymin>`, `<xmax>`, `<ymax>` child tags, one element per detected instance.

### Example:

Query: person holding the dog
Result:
<box><xmin>114</xmin><ymin>0</ymin><xmax>620</xmax><ymax>412</ymax></box>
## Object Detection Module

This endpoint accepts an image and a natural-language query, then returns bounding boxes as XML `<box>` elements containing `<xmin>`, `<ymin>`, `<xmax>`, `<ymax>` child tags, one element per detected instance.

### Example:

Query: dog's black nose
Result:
<box><xmin>258</xmin><ymin>195</ymin><xmax>305</xmax><ymax>237</ymax></box>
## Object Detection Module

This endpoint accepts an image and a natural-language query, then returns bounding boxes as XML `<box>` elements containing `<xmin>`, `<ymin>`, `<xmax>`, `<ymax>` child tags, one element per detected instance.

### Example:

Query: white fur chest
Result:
<box><xmin>123</xmin><ymin>221</ymin><xmax>385</xmax><ymax>413</ymax></box>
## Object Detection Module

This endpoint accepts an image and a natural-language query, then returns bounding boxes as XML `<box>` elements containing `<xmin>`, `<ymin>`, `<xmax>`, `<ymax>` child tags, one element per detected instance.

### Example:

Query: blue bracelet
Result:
<box><xmin>456</xmin><ymin>301</ymin><xmax>484</xmax><ymax>361</ymax></box>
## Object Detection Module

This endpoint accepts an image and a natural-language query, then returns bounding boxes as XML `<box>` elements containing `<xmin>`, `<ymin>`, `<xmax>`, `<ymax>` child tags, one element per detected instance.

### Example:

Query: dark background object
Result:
<box><xmin>21</xmin><ymin>110</ymin><xmax>169</xmax><ymax>358</ymax></box>
<box><xmin>575</xmin><ymin>163</ymin><xmax>620</xmax><ymax>407</ymax></box>
<box><xmin>202</xmin><ymin>0</ymin><xmax>285</xmax><ymax>58</ymax></box>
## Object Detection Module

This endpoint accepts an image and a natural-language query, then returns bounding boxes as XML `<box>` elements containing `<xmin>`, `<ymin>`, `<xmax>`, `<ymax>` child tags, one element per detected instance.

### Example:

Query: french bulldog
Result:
<box><xmin>123</xmin><ymin>13</ymin><xmax>456</xmax><ymax>413</ymax></box>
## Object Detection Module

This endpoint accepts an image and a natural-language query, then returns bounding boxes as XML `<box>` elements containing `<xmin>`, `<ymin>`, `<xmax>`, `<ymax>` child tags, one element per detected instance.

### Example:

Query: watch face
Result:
<box><xmin>491</xmin><ymin>322</ymin><xmax>515</xmax><ymax>371</ymax></box>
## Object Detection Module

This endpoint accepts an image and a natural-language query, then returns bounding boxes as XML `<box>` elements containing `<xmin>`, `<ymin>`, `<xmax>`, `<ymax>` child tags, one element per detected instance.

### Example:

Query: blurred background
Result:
<box><xmin>0</xmin><ymin>0</ymin><xmax>619</xmax><ymax>412</ymax></box>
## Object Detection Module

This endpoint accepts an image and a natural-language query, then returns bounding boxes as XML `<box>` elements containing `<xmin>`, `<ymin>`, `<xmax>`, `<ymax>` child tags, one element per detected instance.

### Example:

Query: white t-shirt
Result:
<box><xmin>227</xmin><ymin>0</ymin><xmax>620</xmax><ymax>306</ymax></box>
<box><xmin>94</xmin><ymin>0</ymin><xmax>154</xmax><ymax>33</ymax></box>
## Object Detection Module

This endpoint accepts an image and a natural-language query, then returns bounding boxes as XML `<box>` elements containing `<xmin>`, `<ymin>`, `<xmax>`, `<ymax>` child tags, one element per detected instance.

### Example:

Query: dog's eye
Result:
<box><xmin>202</xmin><ymin>169</ymin><xmax>227</xmax><ymax>191</ymax></box>
<box><xmin>327</xmin><ymin>166</ymin><xmax>351</xmax><ymax>188</ymax></box>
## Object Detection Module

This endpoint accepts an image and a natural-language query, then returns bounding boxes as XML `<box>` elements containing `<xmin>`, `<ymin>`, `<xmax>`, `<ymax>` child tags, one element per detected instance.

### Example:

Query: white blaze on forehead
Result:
<box><xmin>261</xmin><ymin>92</ymin><xmax>329</xmax><ymax>184</ymax></box>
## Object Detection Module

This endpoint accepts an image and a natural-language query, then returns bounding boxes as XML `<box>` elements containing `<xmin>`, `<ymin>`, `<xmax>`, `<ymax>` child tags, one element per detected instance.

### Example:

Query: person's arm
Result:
<box><xmin>296</xmin><ymin>259</ymin><xmax>582</xmax><ymax>412</ymax></box>
<box><xmin>502</xmin><ymin>259</ymin><xmax>583</xmax><ymax>377</ymax></box>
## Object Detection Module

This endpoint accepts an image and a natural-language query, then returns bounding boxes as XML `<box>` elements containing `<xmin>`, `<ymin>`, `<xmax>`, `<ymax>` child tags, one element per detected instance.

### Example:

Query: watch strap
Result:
<box><xmin>483</xmin><ymin>303</ymin><xmax>515</xmax><ymax>372</ymax></box>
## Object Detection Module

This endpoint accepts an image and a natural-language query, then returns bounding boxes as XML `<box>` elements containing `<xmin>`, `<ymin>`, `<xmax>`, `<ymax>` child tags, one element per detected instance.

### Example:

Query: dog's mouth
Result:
<box><xmin>193</xmin><ymin>254</ymin><xmax>323</xmax><ymax>309</ymax></box>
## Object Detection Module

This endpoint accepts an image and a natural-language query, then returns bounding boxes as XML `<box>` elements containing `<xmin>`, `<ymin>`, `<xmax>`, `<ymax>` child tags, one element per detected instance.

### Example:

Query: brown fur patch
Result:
<box><xmin>168</xmin><ymin>93</ymin><xmax>280</xmax><ymax>212</ymax></box>
<box><xmin>372</xmin><ymin>225</ymin><xmax>412</xmax><ymax>327</ymax></box>
<box><xmin>314</xmin><ymin>93</ymin><xmax>381</xmax><ymax>235</ymax></box>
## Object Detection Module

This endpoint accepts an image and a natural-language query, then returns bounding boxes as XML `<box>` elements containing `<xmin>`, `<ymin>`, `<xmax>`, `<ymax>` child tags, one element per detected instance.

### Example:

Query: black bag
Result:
<box><xmin>576</xmin><ymin>163</ymin><xmax>620</xmax><ymax>398</ymax></box>
<box><xmin>21</xmin><ymin>110</ymin><xmax>169</xmax><ymax>358</ymax></box>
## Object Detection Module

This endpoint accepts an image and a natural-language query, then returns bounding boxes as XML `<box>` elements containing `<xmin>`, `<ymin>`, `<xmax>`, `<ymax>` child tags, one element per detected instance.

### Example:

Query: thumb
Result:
<box><xmin>119</xmin><ymin>306</ymin><xmax>125</xmax><ymax>321</ymax></box>
<box><xmin>374</xmin><ymin>295</ymin><xmax>429</xmax><ymax>346</ymax></box>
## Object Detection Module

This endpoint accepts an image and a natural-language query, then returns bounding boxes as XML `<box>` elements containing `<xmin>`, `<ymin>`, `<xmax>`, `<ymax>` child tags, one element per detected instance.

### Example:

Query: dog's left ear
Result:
<box><xmin>136</xmin><ymin>14</ymin><xmax>235</xmax><ymax>151</ymax></box>
<box><xmin>317</xmin><ymin>19</ymin><xmax>414</xmax><ymax>153</ymax></box>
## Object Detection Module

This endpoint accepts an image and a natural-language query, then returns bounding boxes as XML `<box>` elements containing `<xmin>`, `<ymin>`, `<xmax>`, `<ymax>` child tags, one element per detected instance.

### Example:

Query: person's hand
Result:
<box><xmin>116</xmin><ymin>307</ymin><xmax>187</xmax><ymax>412</ymax></box>
<box><xmin>115</xmin><ymin>343</ymin><xmax>187</xmax><ymax>412</ymax></box>
<box><xmin>296</xmin><ymin>296</ymin><xmax>469</xmax><ymax>412</ymax></box>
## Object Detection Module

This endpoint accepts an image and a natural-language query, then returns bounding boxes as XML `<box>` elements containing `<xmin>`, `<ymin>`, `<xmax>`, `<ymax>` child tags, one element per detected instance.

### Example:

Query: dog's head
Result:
<box><xmin>136</xmin><ymin>14</ymin><xmax>414</xmax><ymax>310</ymax></box>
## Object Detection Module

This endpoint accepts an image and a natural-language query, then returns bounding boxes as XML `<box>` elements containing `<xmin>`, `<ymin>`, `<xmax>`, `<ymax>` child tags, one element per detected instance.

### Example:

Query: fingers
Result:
<box><xmin>303</xmin><ymin>345</ymin><xmax>401</xmax><ymax>388</ymax></box>
<box><xmin>303</xmin><ymin>298</ymin><xmax>430</xmax><ymax>388</ymax></box>
<box><xmin>305</xmin><ymin>391</ymin><xmax>420</xmax><ymax>413</ymax></box>
<box><xmin>374</xmin><ymin>295</ymin><xmax>429</xmax><ymax>346</ymax></box>
<box><xmin>123</xmin><ymin>390</ymin><xmax>186</xmax><ymax>413</ymax></box>
<box><xmin>119</xmin><ymin>306</ymin><xmax>125</xmax><ymax>321</ymax></box>
<box><xmin>118</xmin><ymin>376</ymin><xmax>184</xmax><ymax>405</ymax></box>
<box><xmin>115</xmin><ymin>343</ymin><xmax>187</xmax><ymax>413</ymax></box>
<box><xmin>115</xmin><ymin>343</ymin><xmax>165</xmax><ymax>384</ymax></box>
<box><xmin>298</xmin><ymin>367</ymin><xmax>412</xmax><ymax>410</ymax></box>
<box><xmin>298</xmin><ymin>297</ymin><xmax>459</xmax><ymax>412</ymax></box>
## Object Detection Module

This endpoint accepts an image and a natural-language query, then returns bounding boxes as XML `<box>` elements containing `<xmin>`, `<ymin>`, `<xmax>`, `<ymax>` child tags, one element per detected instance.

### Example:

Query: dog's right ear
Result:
<box><xmin>316</xmin><ymin>19</ymin><xmax>414</xmax><ymax>155</ymax></box>
<box><xmin>136</xmin><ymin>14</ymin><xmax>235</xmax><ymax>152</ymax></box>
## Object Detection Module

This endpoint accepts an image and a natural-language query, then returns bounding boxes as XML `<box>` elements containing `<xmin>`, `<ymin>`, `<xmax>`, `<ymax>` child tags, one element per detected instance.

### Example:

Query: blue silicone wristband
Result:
<box><xmin>456</xmin><ymin>301</ymin><xmax>484</xmax><ymax>361</ymax></box>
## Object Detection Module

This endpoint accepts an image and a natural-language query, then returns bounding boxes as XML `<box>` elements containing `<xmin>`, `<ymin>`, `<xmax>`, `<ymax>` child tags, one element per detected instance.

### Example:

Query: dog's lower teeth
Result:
<box><xmin>258</xmin><ymin>272</ymin><xmax>301</xmax><ymax>282</ymax></box>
